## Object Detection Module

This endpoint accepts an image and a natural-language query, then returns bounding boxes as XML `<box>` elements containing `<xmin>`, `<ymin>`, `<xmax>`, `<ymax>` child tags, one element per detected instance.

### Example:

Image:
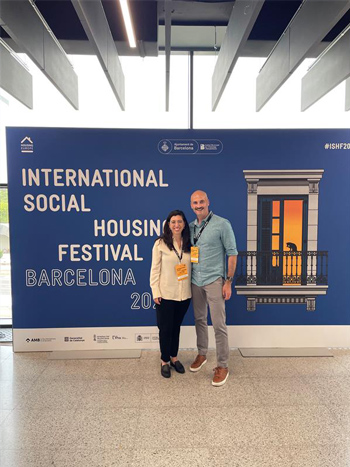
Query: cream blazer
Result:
<box><xmin>150</xmin><ymin>239</ymin><xmax>191</xmax><ymax>301</ymax></box>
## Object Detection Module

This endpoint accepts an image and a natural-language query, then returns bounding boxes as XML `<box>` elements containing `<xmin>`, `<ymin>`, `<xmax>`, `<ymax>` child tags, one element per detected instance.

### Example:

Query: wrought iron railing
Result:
<box><xmin>235</xmin><ymin>251</ymin><xmax>328</xmax><ymax>286</ymax></box>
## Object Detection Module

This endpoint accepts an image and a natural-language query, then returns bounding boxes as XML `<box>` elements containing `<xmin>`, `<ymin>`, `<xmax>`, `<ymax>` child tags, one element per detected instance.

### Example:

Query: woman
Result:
<box><xmin>150</xmin><ymin>210</ymin><xmax>191</xmax><ymax>378</ymax></box>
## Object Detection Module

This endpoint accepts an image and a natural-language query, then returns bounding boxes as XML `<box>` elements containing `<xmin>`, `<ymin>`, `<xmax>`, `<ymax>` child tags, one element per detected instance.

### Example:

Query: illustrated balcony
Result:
<box><xmin>235</xmin><ymin>251</ymin><xmax>328</xmax><ymax>311</ymax></box>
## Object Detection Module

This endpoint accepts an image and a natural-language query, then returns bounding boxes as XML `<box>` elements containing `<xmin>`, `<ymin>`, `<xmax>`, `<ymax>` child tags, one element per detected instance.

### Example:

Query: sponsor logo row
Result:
<box><xmin>20</xmin><ymin>136</ymin><xmax>224</xmax><ymax>156</ymax></box>
<box><xmin>24</xmin><ymin>333</ymin><xmax>159</xmax><ymax>344</ymax></box>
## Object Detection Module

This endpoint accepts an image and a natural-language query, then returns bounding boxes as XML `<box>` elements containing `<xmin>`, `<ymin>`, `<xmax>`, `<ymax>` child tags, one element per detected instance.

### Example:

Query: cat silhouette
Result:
<box><xmin>286</xmin><ymin>242</ymin><xmax>297</xmax><ymax>252</ymax></box>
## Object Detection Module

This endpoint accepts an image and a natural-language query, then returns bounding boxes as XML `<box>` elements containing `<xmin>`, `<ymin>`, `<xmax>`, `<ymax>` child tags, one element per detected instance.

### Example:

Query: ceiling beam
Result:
<box><xmin>0</xmin><ymin>0</ymin><xmax>78</xmax><ymax>109</ymax></box>
<box><xmin>71</xmin><ymin>0</ymin><xmax>125</xmax><ymax>111</ymax></box>
<box><xmin>256</xmin><ymin>0</ymin><xmax>350</xmax><ymax>111</ymax></box>
<box><xmin>301</xmin><ymin>27</ymin><xmax>350</xmax><ymax>111</ymax></box>
<box><xmin>165</xmin><ymin>0</ymin><xmax>171</xmax><ymax>112</ymax></box>
<box><xmin>212</xmin><ymin>0</ymin><xmax>264</xmax><ymax>111</ymax></box>
<box><xmin>0</xmin><ymin>41</ymin><xmax>33</xmax><ymax>108</ymax></box>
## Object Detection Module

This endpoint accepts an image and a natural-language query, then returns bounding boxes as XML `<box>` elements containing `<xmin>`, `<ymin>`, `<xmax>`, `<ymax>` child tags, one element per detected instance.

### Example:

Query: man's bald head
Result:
<box><xmin>190</xmin><ymin>190</ymin><xmax>210</xmax><ymax>221</ymax></box>
<box><xmin>191</xmin><ymin>190</ymin><xmax>208</xmax><ymax>202</ymax></box>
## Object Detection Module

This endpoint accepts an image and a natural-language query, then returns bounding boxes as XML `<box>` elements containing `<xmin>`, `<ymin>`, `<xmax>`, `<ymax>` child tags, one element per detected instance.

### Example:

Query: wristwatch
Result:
<box><xmin>225</xmin><ymin>276</ymin><xmax>234</xmax><ymax>282</ymax></box>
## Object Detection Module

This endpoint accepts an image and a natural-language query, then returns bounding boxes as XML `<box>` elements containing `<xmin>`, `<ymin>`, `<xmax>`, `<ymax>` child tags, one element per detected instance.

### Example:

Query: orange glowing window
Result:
<box><xmin>272</xmin><ymin>218</ymin><xmax>280</xmax><ymax>234</ymax></box>
<box><xmin>283</xmin><ymin>200</ymin><xmax>303</xmax><ymax>252</ymax></box>
<box><xmin>272</xmin><ymin>200</ymin><xmax>280</xmax><ymax>218</ymax></box>
<box><xmin>283</xmin><ymin>200</ymin><xmax>303</xmax><ymax>285</ymax></box>
<box><xmin>272</xmin><ymin>236</ymin><xmax>279</xmax><ymax>250</ymax></box>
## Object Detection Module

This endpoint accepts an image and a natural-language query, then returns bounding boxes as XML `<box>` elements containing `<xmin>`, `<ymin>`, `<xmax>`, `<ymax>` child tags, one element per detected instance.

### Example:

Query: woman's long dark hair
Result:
<box><xmin>158</xmin><ymin>210</ymin><xmax>191</xmax><ymax>253</ymax></box>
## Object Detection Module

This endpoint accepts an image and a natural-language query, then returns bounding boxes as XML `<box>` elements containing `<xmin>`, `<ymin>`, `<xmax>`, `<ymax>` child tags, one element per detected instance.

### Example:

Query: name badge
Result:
<box><xmin>191</xmin><ymin>246</ymin><xmax>199</xmax><ymax>263</ymax></box>
<box><xmin>175</xmin><ymin>264</ymin><xmax>188</xmax><ymax>281</ymax></box>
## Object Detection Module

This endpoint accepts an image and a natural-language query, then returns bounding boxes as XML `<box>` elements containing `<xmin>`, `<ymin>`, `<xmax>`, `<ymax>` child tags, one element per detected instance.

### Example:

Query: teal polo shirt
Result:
<box><xmin>190</xmin><ymin>212</ymin><xmax>238</xmax><ymax>287</ymax></box>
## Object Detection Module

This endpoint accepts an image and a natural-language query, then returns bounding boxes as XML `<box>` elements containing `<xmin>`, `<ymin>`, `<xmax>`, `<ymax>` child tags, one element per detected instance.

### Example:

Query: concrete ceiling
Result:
<box><xmin>1</xmin><ymin>0</ymin><xmax>350</xmax><ymax>112</ymax></box>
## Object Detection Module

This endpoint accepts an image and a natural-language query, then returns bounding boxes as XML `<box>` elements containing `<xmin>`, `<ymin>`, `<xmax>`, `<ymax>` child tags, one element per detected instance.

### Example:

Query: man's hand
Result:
<box><xmin>154</xmin><ymin>297</ymin><xmax>161</xmax><ymax>305</ymax></box>
<box><xmin>222</xmin><ymin>281</ymin><xmax>232</xmax><ymax>300</ymax></box>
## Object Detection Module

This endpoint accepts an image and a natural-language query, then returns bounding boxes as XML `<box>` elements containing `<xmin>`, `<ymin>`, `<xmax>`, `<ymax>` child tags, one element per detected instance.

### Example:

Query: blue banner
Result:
<box><xmin>6</xmin><ymin>128</ymin><xmax>350</xmax><ymax>340</ymax></box>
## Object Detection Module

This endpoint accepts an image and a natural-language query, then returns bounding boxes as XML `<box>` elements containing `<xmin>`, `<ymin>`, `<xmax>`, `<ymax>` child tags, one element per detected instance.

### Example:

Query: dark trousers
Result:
<box><xmin>156</xmin><ymin>298</ymin><xmax>191</xmax><ymax>362</ymax></box>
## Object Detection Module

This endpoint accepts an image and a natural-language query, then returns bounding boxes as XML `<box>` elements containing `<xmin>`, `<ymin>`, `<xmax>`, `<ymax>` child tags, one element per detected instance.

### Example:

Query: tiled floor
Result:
<box><xmin>1</xmin><ymin>345</ymin><xmax>350</xmax><ymax>466</ymax></box>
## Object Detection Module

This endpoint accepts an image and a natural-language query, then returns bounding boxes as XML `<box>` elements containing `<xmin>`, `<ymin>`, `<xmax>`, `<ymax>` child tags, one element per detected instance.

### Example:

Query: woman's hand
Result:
<box><xmin>154</xmin><ymin>297</ymin><xmax>162</xmax><ymax>305</ymax></box>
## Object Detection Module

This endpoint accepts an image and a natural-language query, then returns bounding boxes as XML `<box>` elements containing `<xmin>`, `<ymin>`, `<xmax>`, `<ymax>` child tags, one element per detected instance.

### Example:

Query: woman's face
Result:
<box><xmin>168</xmin><ymin>215</ymin><xmax>185</xmax><ymax>236</ymax></box>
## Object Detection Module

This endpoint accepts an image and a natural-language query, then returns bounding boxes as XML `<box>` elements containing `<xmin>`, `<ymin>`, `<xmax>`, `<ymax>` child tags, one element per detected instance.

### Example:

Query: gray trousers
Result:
<box><xmin>191</xmin><ymin>277</ymin><xmax>229</xmax><ymax>368</ymax></box>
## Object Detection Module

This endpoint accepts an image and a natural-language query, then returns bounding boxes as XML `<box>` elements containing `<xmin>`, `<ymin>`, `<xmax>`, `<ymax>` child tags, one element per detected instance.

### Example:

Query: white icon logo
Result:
<box><xmin>161</xmin><ymin>141</ymin><xmax>169</xmax><ymax>152</ymax></box>
<box><xmin>21</xmin><ymin>136</ymin><xmax>34</xmax><ymax>153</ymax></box>
<box><xmin>158</xmin><ymin>139</ymin><xmax>172</xmax><ymax>154</ymax></box>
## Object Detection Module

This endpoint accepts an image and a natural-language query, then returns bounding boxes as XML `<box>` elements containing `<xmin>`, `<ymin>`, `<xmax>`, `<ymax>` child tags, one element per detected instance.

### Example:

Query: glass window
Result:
<box><xmin>272</xmin><ymin>200</ymin><xmax>280</xmax><ymax>218</ymax></box>
<box><xmin>193</xmin><ymin>55</ymin><xmax>349</xmax><ymax>129</ymax></box>
<box><xmin>272</xmin><ymin>235</ymin><xmax>279</xmax><ymax>251</ymax></box>
<box><xmin>272</xmin><ymin>218</ymin><xmax>280</xmax><ymax>234</ymax></box>
<box><xmin>0</xmin><ymin>186</ymin><xmax>11</xmax><ymax>320</ymax></box>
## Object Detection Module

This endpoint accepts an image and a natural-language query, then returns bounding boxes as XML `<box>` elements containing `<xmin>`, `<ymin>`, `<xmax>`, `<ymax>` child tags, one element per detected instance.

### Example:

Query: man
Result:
<box><xmin>189</xmin><ymin>190</ymin><xmax>237</xmax><ymax>386</ymax></box>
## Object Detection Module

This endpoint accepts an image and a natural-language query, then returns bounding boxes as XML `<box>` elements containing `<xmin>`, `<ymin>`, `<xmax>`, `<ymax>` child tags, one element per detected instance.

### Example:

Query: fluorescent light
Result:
<box><xmin>119</xmin><ymin>0</ymin><xmax>137</xmax><ymax>48</ymax></box>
